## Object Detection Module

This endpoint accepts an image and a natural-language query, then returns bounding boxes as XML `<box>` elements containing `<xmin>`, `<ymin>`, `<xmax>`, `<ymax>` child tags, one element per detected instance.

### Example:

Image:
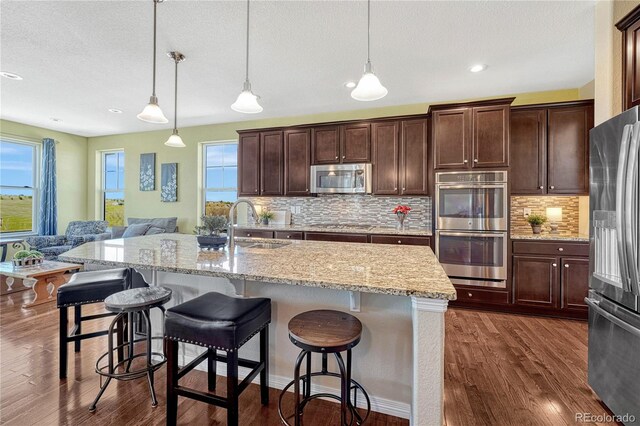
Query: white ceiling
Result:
<box><xmin>0</xmin><ymin>0</ymin><xmax>595</xmax><ymax>138</ymax></box>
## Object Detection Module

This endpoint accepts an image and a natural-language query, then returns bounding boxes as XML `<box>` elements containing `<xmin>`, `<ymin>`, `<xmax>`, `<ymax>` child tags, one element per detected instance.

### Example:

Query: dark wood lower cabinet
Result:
<box><xmin>304</xmin><ymin>232</ymin><xmax>369</xmax><ymax>243</ymax></box>
<box><xmin>561</xmin><ymin>257</ymin><xmax>589</xmax><ymax>312</ymax></box>
<box><xmin>370</xmin><ymin>235</ymin><xmax>430</xmax><ymax>246</ymax></box>
<box><xmin>513</xmin><ymin>255</ymin><xmax>559</xmax><ymax>308</ymax></box>
<box><xmin>274</xmin><ymin>231</ymin><xmax>303</xmax><ymax>240</ymax></box>
<box><xmin>236</xmin><ymin>229</ymin><xmax>274</xmax><ymax>239</ymax></box>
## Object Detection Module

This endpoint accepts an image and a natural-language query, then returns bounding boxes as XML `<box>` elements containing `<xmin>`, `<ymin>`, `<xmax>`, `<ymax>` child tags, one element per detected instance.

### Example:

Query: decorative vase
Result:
<box><xmin>396</xmin><ymin>212</ymin><xmax>406</xmax><ymax>229</ymax></box>
<box><xmin>197</xmin><ymin>234</ymin><xmax>228</xmax><ymax>250</ymax></box>
<box><xmin>531</xmin><ymin>224</ymin><xmax>542</xmax><ymax>234</ymax></box>
<box><xmin>262</xmin><ymin>218</ymin><xmax>269</xmax><ymax>225</ymax></box>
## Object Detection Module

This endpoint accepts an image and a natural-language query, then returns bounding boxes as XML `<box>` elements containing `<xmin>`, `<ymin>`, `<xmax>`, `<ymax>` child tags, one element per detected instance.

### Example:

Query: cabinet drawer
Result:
<box><xmin>455</xmin><ymin>287</ymin><xmax>510</xmax><ymax>305</ymax></box>
<box><xmin>236</xmin><ymin>229</ymin><xmax>274</xmax><ymax>239</ymax></box>
<box><xmin>274</xmin><ymin>231</ymin><xmax>304</xmax><ymax>240</ymax></box>
<box><xmin>304</xmin><ymin>232</ymin><xmax>369</xmax><ymax>243</ymax></box>
<box><xmin>512</xmin><ymin>241</ymin><xmax>588</xmax><ymax>257</ymax></box>
<box><xmin>370</xmin><ymin>235</ymin><xmax>431</xmax><ymax>246</ymax></box>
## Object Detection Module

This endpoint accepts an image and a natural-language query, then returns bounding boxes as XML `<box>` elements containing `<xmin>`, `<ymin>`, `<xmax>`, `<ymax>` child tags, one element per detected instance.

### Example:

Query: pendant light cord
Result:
<box><xmin>245</xmin><ymin>0</ymin><xmax>250</xmax><ymax>82</ymax></box>
<box><xmin>152</xmin><ymin>0</ymin><xmax>159</xmax><ymax>97</ymax></box>
<box><xmin>367</xmin><ymin>0</ymin><xmax>371</xmax><ymax>62</ymax></box>
<box><xmin>173</xmin><ymin>57</ymin><xmax>178</xmax><ymax>130</ymax></box>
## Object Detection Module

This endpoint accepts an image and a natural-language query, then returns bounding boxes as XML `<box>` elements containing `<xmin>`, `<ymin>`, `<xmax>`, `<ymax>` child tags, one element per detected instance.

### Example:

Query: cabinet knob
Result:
<box><xmin>473</xmin><ymin>159</ymin><xmax>478</xmax><ymax>163</ymax></box>
<box><xmin>398</xmin><ymin>240</ymin><xmax>402</xmax><ymax>244</ymax></box>
<box><xmin>539</xmin><ymin>186</ymin><xmax>544</xmax><ymax>189</ymax></box>
<box><xmin>335</xmin><ymin>156</ymin><xmax>338</xmax><ymax>159</ymax></box>
<box><xmin>564</xmin><ymin>264</ymin><xmax>569</xmax><ymax>268</ymax></box>
<box><xmin>550</xmin><ymin>186</ymin><xmax>555</xmax><ymax>189</ymax></box>
<box><xmin>247</xmin><ymin>233</ymin><xmax>252</xmax><ymax>237</ymax></box>
<box><xmin>306</xmin><ymin>188</ymin><xmax>309</xmax><ymax>191</ymax></box>
<box><xmin>558</xmin><ymin>247</ymin><xmax>564</xmax><ymax>252</ymax></box>
<box><xmin>394</xmin><ymin>187</ymin><xmax>397</xmax><ymax>190</ymax></box>
<box><xmin>342</xmin><ymin>155</ymin><xmax>346</xmax><ymax>159</ymax></box>
<box><xmin>463</xmin><ymin>159</ymin><xmax>468</xmax><ymax>164</ymax></box>
<box><xmin>468</xmin><ymin>292</ymin><xmax>473</xmax><ymax>297</ymax></box>
<box><xmin>287</xmin><ymin>235</ymin><xmax>291</xmax><ymax>239</ymax></box>
<box><xmin>552</xmin><ymin>263</ymin><xmax>557</xmax><ymax>267</ymax></box>
<box><xmin>402</xmin><ymin>187</ymin><xmax>406</xmax><ymax>191</ymax></box>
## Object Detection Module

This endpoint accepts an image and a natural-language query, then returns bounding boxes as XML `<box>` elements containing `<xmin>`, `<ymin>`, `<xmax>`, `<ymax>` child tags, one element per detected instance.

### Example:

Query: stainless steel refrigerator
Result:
<box><xmin>588</xmin><ymin>106</ymin><xmax>640</xmax><ymax>424</ymax></box>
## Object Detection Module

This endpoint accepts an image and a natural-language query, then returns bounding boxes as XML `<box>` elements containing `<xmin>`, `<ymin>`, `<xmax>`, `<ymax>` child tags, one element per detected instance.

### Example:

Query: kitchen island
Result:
<box><xmin>60</xmin><ymin>234</ymin><xmax>455</xmax><ymax>425</ymax></box>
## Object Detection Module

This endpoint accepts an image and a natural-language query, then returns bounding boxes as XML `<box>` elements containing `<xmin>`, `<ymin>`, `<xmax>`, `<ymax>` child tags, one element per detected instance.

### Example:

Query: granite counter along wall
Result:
<box><xmin>510</xmin><ymin>196</ymin><xmax>584</xmax><ymax>235</ymax></box>
<box><xmin>243</xmin><ymin>195</ymin><xmax>432</xmax><ymax>229</ymax></box>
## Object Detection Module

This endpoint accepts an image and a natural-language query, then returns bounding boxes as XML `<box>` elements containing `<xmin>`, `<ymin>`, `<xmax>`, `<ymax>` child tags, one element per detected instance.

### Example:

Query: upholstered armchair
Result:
<box><xmin>26</xmin><ymin>220</ymin><xmax>111</xmax><ymax>260</ymax></box>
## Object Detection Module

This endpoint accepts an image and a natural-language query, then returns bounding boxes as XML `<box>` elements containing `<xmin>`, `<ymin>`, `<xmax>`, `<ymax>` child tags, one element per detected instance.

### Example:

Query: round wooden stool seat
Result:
<box><xmin>288</xmin><ymin>310</ymin><xmax>362</xmax><ymax>353</ymax></box>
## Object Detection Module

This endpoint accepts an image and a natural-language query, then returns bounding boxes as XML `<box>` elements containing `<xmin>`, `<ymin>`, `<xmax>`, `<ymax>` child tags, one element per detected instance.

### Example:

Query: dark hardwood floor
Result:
<box><xmin>0</xmin><ymin>291</ymin><xmax>615</xmax><ymax>425</ymax></box>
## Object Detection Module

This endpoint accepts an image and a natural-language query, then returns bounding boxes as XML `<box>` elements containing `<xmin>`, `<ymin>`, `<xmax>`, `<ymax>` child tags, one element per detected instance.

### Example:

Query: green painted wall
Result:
<box><xmin>87</xmin><ymin>88</ymin><xmax>583</xmax><ymax>234</ymax></box>
<box><xmin>0</xmin><ymin>119</ymin><xmax>88</xmax><ymax>233</ymax></box>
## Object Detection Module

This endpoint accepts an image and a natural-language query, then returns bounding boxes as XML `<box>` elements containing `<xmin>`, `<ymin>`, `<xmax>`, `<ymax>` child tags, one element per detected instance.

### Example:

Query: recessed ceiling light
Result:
<box><xmin>108</xmin><ymin>108</ymin><xmax>123</xmax><ymax>114</ymax></box>
<box><xmin>0</xmin><ymin>71</ymin><xmax>23</xmax><ymax>80</ymax></box>
<box><xmin>469</xmin><ymin>64</ymin><xmax>487</xmax><ymax>73</ymax></box>
<box><xmin>50</xmin><ymin>118</ymin><xmax>62</xmax><ymax>122</ymax></box>
<box><xmin>344</xmin><ymin>81</ymin><xmax>356</xmax><ymax>89</ymax></box>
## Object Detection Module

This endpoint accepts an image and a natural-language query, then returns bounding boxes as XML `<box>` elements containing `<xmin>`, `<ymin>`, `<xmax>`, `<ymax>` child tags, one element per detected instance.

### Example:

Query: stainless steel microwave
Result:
<box><xmin>310</xmin><ymin>163</ymin><xmax>372</xmax><ymax>194</ymax></box>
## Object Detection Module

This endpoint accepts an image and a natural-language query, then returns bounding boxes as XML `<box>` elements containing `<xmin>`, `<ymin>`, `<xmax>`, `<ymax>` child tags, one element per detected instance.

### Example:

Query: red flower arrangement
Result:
<box><xmin>393</xmin><ymin>205</ymin><xmax>412</xmax><ymax>215</ymax></box>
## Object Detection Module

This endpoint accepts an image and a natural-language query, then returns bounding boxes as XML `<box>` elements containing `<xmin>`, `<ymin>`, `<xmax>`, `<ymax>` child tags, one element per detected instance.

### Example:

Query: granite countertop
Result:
<box><xmin>59</xmin><ymin>234</ymin><xmax>455</xmax><ymax>300</ymax></box>
<box><xmin>234</xmin><ymin>223</ymin><xmax>433</xmax><ymax>237</ymax></box>
<box><xmin>510</xmin><ymin>233</ymin><xmax>589</xmax><ymax>242</ymax></box>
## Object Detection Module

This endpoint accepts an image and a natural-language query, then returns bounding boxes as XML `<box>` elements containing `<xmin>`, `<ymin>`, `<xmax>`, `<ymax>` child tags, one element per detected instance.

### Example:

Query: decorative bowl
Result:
<box><xmin>197</xmin><ymin>235</ymin><xmax>228</xmax><ymax>250</ymax></box>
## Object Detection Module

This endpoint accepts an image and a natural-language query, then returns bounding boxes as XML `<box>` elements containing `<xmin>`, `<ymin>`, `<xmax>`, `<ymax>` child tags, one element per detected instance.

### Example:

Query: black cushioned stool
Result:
<box><xmin>90</xmin><ymin>286</ymin><xmax>172</xmax><ymax>412</ymax></box>
<box><xmin>164</xmin><ymin>292</ymin><xmax>271</xmax><ymax>426</ymax></box>
<box><xmin>57</xmin><ymin>268</ymin><xmax>137</xmax><ymax>379</ymax></box>
<box><xmin>278</xmin><ymin>310</ymin><xmax>371</xmax><ymax>426</ymax></box>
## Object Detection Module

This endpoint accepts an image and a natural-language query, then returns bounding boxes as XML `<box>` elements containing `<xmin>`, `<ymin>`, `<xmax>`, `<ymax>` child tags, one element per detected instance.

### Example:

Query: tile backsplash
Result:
<box><xmin>510</xmin><ymin>196</ymin><xmax>580</xmax><ymax>235</ymax></box>
<box><xmin>244</xmin><ymin>195</ymin><xmax>432</xmax><ymax>229</ymax></box>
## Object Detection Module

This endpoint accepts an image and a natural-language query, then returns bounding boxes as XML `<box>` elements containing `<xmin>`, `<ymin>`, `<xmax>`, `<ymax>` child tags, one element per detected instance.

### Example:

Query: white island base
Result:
<box><xmin>141</xmin><ymin>270</ymin><xmax>447</xmax><ymax>425</ymax></box>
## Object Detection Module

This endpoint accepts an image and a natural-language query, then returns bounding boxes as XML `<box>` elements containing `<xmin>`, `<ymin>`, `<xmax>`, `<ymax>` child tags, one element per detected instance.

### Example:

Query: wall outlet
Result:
<box><xmin>290</xmin><ymin>206</ymin><xmax>296</xmax><ymax>214</ymax></box>
<box><xmin>295</xmin><ymin>206</ymin><xmax>301</xmax><ymax>214</ymax></box>
<box><xmin>524</xmin><ymin>208</ymin><xmax>531</xmax><ymax>218</ymax></box>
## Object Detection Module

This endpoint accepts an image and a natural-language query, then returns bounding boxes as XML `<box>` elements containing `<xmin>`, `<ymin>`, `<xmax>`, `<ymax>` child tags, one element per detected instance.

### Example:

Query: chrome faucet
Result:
<box><xmin>228</xmin><ymin>199</ymin><xmax>259</xmax><ymax>245</ymax></box>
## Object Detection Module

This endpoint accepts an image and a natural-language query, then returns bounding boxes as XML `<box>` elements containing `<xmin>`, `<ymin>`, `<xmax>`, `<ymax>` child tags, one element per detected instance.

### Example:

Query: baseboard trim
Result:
<box><xmin>179</xmin><ymin>353</ymin><xmax>410</xmax><ymax>419</ymax></box>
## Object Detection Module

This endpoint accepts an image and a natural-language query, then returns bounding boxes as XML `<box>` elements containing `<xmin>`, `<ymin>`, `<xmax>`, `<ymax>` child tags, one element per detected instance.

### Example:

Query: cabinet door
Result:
<box><xmin>513</xmin><ymin>255</ymin><xmax>559</xmax><ymax>308</ymax></box>
<box><xmin>341</xmin><ymin>123</ymin><xmax>371</xmax><ymax>163</ymax></box>
<box><xmin>284</xmin><ymin>129</ymin><xmax>310</xmax><ymax>196</ymax></box>
<box><xmin>372</xmin><ymin>121</ymin><xmax>400</xmax><ymax>195</ymax></box>
<box><xmin>311</xmin><ymin>126</ymin><xmax>340</xmax><ymax>164</ymax></box>
<box><xmin>622</xmin><ymin>17</ymin><xmax>640</xmax><ymax>109</ymax></box>
<box><xmin>304</xmin><ymin>232</ymin><xmax>369</xmax><ymax>243</ymax></box>
<box><xmin>472</xmin><ymin>105</ymin><xmax>510</xmax><ymax>168</ymax></box>
<box><xmin>547</xmin><ymin>105</ymin><xmax>593</xmax><ymax>195</ymax></box>
<box><xmin>400</xmin><ymin>119</ymin><xmax>429</xmax><ymax>195</ymax></box>
<box><xmin>260</xmin><ymin>131</ymin><xmax>284</xmax><ymax>195</ymax></box>
<box><xmin>432</xmin><ymin>108</ymin><xmax>471</xmax><ymax>169</ymax></box>
<box><xmin>561</xmin><ymin>257</ymin><xmax>589</xmax><ymax>312</ymax></box>
<box><xmin>238</xmin><ymin>132</ymin><xmax>260</xmax><ymax>196</ymax></box>
<box><xmin>510</xmin><ymin>109</ymin><xmax>547</xmax><ymax>194</ymax></box>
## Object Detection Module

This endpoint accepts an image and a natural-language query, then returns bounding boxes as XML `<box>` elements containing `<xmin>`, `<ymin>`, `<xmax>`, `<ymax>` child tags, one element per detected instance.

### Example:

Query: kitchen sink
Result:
<box><xmin>234</xmin><ymin>241</ymin><xmax>290</xmax><ymax>249</ymax></box>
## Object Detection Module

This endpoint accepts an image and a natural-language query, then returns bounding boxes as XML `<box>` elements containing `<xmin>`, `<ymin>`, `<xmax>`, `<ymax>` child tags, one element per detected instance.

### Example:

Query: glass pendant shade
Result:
<box><xmin>231</xmin><ymin>81</ymin><xmax>263</xmax><ymax>113</ymax></box>
<box><xmin>137</xmin><ymin>96</ymin><xmax>168</xmax><ymax>123</ymax></box>
<box><xmin>165</xmin><ymin>130</ymin><xmax>185</xmax><ymax>148</ymax></box>
<box><xmin>351</xmin><ymin>61</ymin><xmax>388</xmax><ymax>102</ymax></box>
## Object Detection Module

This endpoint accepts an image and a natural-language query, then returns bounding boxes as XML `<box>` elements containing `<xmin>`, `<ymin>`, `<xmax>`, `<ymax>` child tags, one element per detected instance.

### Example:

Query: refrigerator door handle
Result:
<box><xmin>624</xmin><ymin>122</ymin><xmax>640</xmax><ymax>295</ymax></box>
<box><xmin>585</xmin><ymin>297</ymin><xmax>640</xmax><ymax>338</ymax></box>
<box><xmin>616</xmin><ymin>124</ymin><xmax>633</xmax><ymax>291</ymax></box>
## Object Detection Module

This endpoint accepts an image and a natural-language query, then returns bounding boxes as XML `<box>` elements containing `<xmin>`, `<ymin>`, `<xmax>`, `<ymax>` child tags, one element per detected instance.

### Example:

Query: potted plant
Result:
<box><xmin>12</xmin><ymin>249</ymin><xmax>44</xmax><ymax>267</ymax></box>
<box><xmin>194</xmin><ymin>215</ymin><xmax>229</xmax><ymax>250</ymax></box>
<box><xmin>393</xmin><ymin>205</ymin><xmax>412</xmax><ymax>229</ymax></box>
<box><xmin>526</xmin><ymin>213</ymin><xmax>547</xmax><ymax>234</ymax></box>
<box><xmin>258</xmin><ymin>209</ymin><xmax>275</xmax><ymax>225</ymax></box>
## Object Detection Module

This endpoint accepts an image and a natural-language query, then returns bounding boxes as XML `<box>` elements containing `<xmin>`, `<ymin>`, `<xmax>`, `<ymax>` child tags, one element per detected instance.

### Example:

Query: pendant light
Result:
<box><xmin>137</xmin><ymin>0</ymin><xmax>168</xmax><ymax>123</ymax></box>
<box><xmin>351</xmin><ymin>0</ymin><xmax>388</xmax><ymax>102</ymax></box>
<box><xmin>231</xmin><ymin>0</ymin><xmax>263</xmax><ymax>113</ymax></box>
<box><xmin>165</xmin><ymin>52</ymin><xmax>186</xmax><ymax>148</ymax></box>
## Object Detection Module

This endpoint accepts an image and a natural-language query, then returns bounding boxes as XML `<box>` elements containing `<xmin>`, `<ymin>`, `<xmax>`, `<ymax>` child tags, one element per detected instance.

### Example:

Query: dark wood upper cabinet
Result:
<box><xmin>513</xmin><ymin>255</ymin><xmax>559</xmax><ymax>308</ymax></box>
<box><xmin>260</xmin><ymin>131</ymin><xmax>284</xmax><ymax>196</ymax></box>
<box><xmin>431</xmin><ymin>98</ymin><xmax>513</xmax><ymax>170</ymax></box>
<box><xmin>311</xmin><ymin>126</ymin><xmax>340</xmax><ymax>164</ymax></box>
<box><xmin>510</xmin><ymin>109</ymin><xmax>547</xmax><ymax>194</ymax></box>
<box><xmin>472</xmin><ymin>105</ymin><xmax>509</xmax><ymax>168</ymax></box>
<box><xmin>238</xmin><ymin>132</ymin><xmax>260</xmax><ymax>196</ymax></box>
<box><xmin>341</xmin><ymin>123</ymin><xmax>371</xmax><ymax>163</ymax></box>
<box><xmin>400</xmin><ymin>118</ymin><xmax>429</xmax><ymax>195</ymax></box>
<box><xmin>432</xmin><ymin>108</ymin><xmax>471</xmax><ymax>170</ymax></box>
<box><xmin>547</xmin><ymin>104</ymin><xmax>593</xmax><ymax>195</ymax></box>
<box><xmin>617</xmin><ymin>5</ymin><xmax>640</xmax><ymax>110</ymax></box>
<box><xmin>372</xmin><ymin>121</ymin><xmax>400</xmax><ymax>195</ymax></box>
<box><xmin>561</xmin><ymin>257</ymin><xmax>589</xmax><ymax>312</ymax></box>
<box><xmin>284</xmin><ymin>128</ymin><xmax>311</xmax><ymax>196</ymax></box>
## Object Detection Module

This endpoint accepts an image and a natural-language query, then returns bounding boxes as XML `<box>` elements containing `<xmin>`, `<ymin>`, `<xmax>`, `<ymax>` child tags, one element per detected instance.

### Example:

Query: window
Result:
<box><xmin>203</xmin><ymin>142</ymin><xmax>238</xmax><ymax>216</ymax></box>
<box><xmin>0</xmin><ymin>139</ymin><xmax>39</xmax><ymax>235</ymax></box>
<box><xmin>102</xmin><ymin>151</ymin><xmax>125</xmax><ymax>226</ymax></box>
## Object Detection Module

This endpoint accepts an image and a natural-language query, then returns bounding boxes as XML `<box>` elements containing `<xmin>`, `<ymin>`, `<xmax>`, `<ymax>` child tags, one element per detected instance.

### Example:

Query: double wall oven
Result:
<box><xmin>435</xmin><ymin>171</ymin><xmax>508</xmax><ymax>288</ymax></box>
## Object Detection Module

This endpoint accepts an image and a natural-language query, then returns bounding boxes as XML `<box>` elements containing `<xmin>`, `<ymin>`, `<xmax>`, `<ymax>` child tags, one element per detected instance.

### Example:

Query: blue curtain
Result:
<box><xmin>38</xmin><ymin>138</ymin><xmax>57</xmax><ymax>235</ymax></box>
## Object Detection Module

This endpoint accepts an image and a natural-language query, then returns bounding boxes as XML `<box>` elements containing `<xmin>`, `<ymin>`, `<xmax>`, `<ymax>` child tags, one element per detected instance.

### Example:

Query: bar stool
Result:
<box><xmin>164</xmin><ymin>292</ymin><xmax>271</xmax><ymax>426</ymax></box>
<box><xmin>57</xmin><ymin>268</ymin><xmax>136</xmax><ymax>379</ymax></box>
<box><xmin>278</xmin><ymin>310</ymin><xmax>371</xmax><ymax>426</ymax></box>
<box><xmin>89</xmin><ymin>286</ymin><xmax>172</xmax><ymax>412</ymax></box>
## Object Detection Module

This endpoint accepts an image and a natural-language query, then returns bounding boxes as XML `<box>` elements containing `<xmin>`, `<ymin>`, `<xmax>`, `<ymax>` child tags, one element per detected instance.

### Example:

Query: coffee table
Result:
<box><xmin>0</xmin><ymin>260</ymin><xmax>82</xmax><ymax>308</ymax></box>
